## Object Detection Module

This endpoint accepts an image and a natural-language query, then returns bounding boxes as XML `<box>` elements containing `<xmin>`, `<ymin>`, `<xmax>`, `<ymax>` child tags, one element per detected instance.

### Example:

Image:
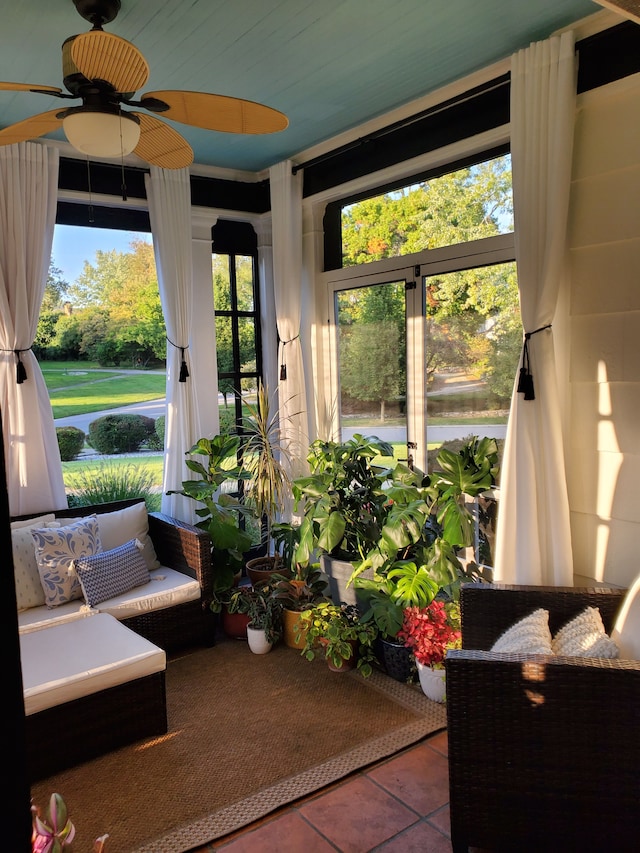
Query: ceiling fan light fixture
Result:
<box><xmin>62</xmin><ymin>106</ymin><xmax>140</xmax><ymax>157</ymax></box>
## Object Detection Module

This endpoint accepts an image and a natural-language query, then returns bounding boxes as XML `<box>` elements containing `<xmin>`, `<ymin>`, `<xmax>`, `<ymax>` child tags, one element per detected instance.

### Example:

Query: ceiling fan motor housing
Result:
<box><xmin>73</xmin><ymin>0</ymin><xmax>121</xmax><ymax>28</ymax></box>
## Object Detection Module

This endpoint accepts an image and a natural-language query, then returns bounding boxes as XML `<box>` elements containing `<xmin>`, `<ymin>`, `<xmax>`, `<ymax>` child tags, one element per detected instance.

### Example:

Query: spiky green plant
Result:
<box><xmin>65</xmin><ymin>461</ymin><xmax>160</xmax><ymax>511</ymax></box>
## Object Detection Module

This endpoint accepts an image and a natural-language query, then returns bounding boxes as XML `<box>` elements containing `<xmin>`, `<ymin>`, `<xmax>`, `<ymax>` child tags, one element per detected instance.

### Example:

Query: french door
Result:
<box><xmin>327</xmin><ymin>265</ymin><xmax>427</xmax><ymax>472</ymax></box>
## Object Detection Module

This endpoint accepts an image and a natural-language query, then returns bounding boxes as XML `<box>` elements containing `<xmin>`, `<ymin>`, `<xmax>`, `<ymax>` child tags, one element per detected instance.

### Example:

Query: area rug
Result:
<box><xmin>30</xmin><ymin>639</ymin><xmax>446</xmax><ymax>853</ymax></box>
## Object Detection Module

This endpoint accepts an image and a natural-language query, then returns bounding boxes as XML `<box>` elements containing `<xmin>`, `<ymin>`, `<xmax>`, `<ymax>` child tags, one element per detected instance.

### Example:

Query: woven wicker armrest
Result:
<box><xmin>460</xmin><ymin>582</ymin><xmax>627</xmax><ymax>650</ymax></box>
<box><xmin>446</xmin><ymin>649</ymin><xmax>640</xmax><ymax>852</ymax></box>
<box><xmin>148</xmin><ymin>512</ymin><xmax>213</xmax><ymax>595</ymax></box>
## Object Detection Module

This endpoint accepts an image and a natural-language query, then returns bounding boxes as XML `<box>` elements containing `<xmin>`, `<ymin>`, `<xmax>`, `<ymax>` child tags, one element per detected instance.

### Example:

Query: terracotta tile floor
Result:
<box><xmin>191</xmin><ymin>730</ymin><xmax>453</xmax><ymax>852</ymax></box>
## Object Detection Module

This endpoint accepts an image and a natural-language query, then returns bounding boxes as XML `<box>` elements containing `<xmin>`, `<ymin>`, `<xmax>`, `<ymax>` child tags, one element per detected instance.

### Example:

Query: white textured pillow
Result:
<box><xmin>75</xmin><ymin>538</ymin><xmax>150</xmax><ymax>607</ymax></box>
<box><xmin>10</xmin><ymin>513</ymin><xmax>55</xmax><ymax>530</ymax></box>
<box><xmin>31</xmin><ymin>515</ymin><xmax>102</xmax><ymax>608</ymax></box>
<box><xmin>552</xmin><ymin>607</ymin><xmax>619</xmax><ymax>658</ymax></box>
<box><xmin>491</xmin><ymin>609</ymin><xmax>553</xmax><ymax>654</ymax></box>
<box><xmin>59</xmin><ymin>503</ymin><xmax>160</xmax><ymax>570</ymax></box>
<box><xmin>612</xmin><ymin>575</ymin><xmax>640</xmax><ymax>660</ymax></box>
<box><xmin>11</xmin><ymin>524</ymin><xmax>48</xmax><ymax>610</ymax></box>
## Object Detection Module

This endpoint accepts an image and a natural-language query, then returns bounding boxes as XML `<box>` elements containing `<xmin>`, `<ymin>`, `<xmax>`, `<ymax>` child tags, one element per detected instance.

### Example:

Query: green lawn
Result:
<box><xmin>49</xmin><ymin>374</ymin><xmax>167</xmax><ymax>418</ymax></box>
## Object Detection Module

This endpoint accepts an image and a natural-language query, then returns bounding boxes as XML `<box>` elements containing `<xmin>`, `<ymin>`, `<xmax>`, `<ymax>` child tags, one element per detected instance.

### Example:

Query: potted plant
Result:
<box><xmin>272</xmin><ymin>567</ymin><xmax>329</xmax><ymax>649</ymax></box>
<box><xmin>240</xmin><ymin>381</ymin><xmax>296</xmax><ymax>583</ymax></box>
<box><xmin>397</xmin><ymin>599</ymin><xmax>461</xmax><ymax>702</ymax></box>
<box><xmin>297</xmin><ymin>601</ymin><xmax>378</xmax><ymax>676</ymax></box>
<box><xmin>167</xmin><ymin>433</ymin><xmax>255</xmax><ymax>613</ymax></box>
<box><xmin>292</xmin><ymin>433</ymin><xmax>395</xmax><ymax>605</ymax></box>
<box><xmin>227</xmin><ymin>578</ymin><xmax>284</xmax><ymax>653</ymax></box>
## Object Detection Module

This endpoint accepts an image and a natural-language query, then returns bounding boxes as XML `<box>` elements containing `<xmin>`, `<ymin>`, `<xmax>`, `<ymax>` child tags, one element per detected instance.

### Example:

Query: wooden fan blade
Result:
<box><xmin>132</xmin><ymin>112</ymin><xmax>193</xmax><ymax>169</ymax></box>
<box><xmin>140</xmin><ymin>90</ymin><xmax>289</xmax><ymax>134</ymax></box>
<box><xmin>0</xmin><ymin>81</ymin><xmax>63</xmax><ymax>94</ymax></box>
<box><xmin>0</xmin><ymin>109</ymin><xmax>63</xmax><ymax>145</ymax></box>
<box><xmin>70</xmin><ymin>31</ymin><xmax>149</xmax><ymax>94</ymax></box>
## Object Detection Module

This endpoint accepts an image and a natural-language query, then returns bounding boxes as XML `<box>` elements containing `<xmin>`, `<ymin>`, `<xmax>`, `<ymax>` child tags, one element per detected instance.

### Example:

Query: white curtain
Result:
<box><xmin>145</xmin><ymin>166</ymin><xmax>200</xmax><ymax>521</ymax></box>
<box><xmin>0</xmin><ymin>142</ymin><xmax>66</xmax><ymax>516</ymax></box>
<box><xmin>269</xmin><ymin>160</ymin><xmax>308</xmax><ymax>479</ymax></box>
<box><xmin>493</xmin><ymin>33</ymin><xmax>576</xmax><ymax>586</ymax></box>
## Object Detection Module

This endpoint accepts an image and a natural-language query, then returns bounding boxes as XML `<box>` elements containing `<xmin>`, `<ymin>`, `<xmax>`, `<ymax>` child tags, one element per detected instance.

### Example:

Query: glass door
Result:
<box><xmin>329</xmin><ymin>266</ymin><xmax>427</xmax><ymax>472</ymax></box>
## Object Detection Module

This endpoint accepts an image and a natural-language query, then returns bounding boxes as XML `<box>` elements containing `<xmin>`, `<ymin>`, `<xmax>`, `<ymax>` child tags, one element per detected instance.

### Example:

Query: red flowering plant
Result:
<box><xmin>397</xmin><ymin>599</ymin><xmax>461</xmax><ymax>669</ymax></box>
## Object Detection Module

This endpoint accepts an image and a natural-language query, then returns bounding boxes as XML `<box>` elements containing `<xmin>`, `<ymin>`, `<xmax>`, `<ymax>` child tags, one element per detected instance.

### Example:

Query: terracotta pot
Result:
<box><xmin>221</xmin><ymin>606</ymin><xmax>250</xmax><ymax>640</ymax></box>
<box><xmin>246</xmin><ymin>556</ymin><xmax>291</xmax><ymax>586</ymax></box>
<box><xmin>324</xmin><ymin>638</ymin><xmax>357</xmax><ymax>672</ymax></box>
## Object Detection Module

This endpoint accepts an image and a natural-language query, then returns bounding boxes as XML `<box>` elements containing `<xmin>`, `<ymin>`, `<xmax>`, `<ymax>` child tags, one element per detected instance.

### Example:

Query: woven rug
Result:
<box><xmin>30</xmin><ymin>639</ymin><xmax>446</xmax><ymax>853</ymax></box>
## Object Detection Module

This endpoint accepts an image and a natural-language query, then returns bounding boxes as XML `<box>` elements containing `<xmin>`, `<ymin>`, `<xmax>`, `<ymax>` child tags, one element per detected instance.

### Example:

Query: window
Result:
<box><xmin>324</xmin><ymin>151</ymin><xmax>518</xmax><ymax>572</ymax></box>
<box><xmin>212</xmin><ymin>220</ymin><xmax>262</xmax><ymax>435</ymax></box>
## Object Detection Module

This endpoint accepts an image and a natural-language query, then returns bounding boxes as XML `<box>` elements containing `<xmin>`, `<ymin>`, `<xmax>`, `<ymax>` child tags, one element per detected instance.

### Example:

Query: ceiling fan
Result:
<box><xmin>0</xmin><ymin>0</ymin><xmax>288</xmax><ymax>169</ymax></box>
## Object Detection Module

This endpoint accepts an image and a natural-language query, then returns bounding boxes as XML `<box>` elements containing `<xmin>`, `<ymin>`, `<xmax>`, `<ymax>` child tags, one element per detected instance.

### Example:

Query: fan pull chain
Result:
<box><xmin>119</xmin><ymin>109</ymin><xmax>128</xmax><ymax>201</ymax></box>
<box><xmin>85</xmin><ymin>157</ymin><xmax>95</xmax><ymax>223</ymax></box>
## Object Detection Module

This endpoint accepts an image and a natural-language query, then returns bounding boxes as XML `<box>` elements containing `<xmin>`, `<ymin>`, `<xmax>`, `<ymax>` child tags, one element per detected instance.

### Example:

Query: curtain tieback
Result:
<box><xmin>517</xmin><ymin>324</ymin><xmax>551</xmax><ymax>401</ymax></box>
<box><xmin>167</xmin><ymin>338</ymin><xmax>190</xmax><ymax>383</ymax></box>
<box><xmin>279</xmin><ymin>334</ymin><xmax>300</xmax><ymax>380</ymax></box>
<box><xmin>1</xmin><ymin>347</ymin><xmax>30</xmax><ymax>384</ymax></box>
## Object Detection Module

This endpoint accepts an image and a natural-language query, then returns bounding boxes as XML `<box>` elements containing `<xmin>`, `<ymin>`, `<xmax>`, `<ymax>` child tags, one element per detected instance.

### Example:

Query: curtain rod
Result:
<box><xmin>291</xmin><ymin>74</ymin><xmax>510</xmax><ymax>175</ymax></box>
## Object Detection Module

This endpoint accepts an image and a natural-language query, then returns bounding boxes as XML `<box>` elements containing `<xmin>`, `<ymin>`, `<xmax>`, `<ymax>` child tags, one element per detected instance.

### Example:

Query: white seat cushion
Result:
<box><xmin>93</xmin><ymin>566</ymin><xmax>200</xmax><ymax>620</ymax></box>
<box><xmin>18</xmin><ymin>600</ymin><xmax>96</xmax><ymax>634</ymax></box>
<box><xmin>611</xmin><ymin>574</ymin><xmax>640</xmax><ymax>660</ymax></box>
<box><xmin>20</xmin><ymin>613</ymin><xmax>165</xmax><ymax>715</ymax></box>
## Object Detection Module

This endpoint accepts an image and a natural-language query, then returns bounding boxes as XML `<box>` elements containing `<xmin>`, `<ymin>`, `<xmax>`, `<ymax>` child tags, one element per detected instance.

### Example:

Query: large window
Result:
<box><xmin>212</xmin><ymin>220</ymin><xmax>262</xmax><ymax>435</ymax></box>
<box><xmin>325</xmin><ymin>151</ymin><xmax>518</xmax><ymax>571</ymax></box>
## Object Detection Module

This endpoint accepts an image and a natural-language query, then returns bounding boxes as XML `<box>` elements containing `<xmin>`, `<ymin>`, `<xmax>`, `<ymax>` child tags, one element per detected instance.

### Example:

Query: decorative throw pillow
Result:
<box><xmin>75</xmin><ymin>538</ymin><xmax>150</xmax><ymax>607</ymax></box>
<box><xmin>31</xmin><ymin>515</ymin><xmax>102</xmax><ymax>608</ymax></box>
<box><xmin>611</xmin><ymin>574</ymin><xmax>640</xmax><ymax>660</ymax></box>
<box><xmin>59</xmin><ymin>503</ymin><xmax>160</xmax><ymax>571</ymax></box>
<box><xmin>11</xmin><ymin>523</ymin><xmax>49</xmax><ymax>610</ymax></box>
<box><xmin>491</xmin><ymin>608</ymin><xmax>553</xmax><ymax>654</ymax></box>
<box><xmin>552</xmin><ymin>607</ymin><xmax>619</xmax><ymax>658</ymax></box>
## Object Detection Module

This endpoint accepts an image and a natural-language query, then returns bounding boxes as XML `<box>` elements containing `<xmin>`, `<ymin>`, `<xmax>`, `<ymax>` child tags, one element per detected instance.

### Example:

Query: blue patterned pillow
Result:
<box><xmin>31</xmin><ymin>515</ymin><xmax>102</xmax><ymax>608</ymax></box>
<box><xmin>74</xmin><ymin>538</ymin><xmax>150</xmax><ymax>607</ymax></box>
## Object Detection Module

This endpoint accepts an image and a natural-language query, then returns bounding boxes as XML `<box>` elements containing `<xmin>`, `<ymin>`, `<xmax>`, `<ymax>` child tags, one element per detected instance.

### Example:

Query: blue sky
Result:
<box><xmin>51</xmin><ymin>225</ymin><xmax>152</xmax><ymax>285</ymax></box>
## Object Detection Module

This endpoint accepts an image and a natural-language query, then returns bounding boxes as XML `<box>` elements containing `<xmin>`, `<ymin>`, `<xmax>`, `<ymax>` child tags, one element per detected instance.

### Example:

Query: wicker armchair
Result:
<box><xmin>446</xmin><ymin>583</ymin><xmax>640</xmax><ymax>853</ymax></box>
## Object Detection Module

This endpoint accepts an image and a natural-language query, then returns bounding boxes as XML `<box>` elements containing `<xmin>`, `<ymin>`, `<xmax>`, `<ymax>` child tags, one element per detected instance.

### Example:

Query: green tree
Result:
<box><xmin>64</xmin><ymin>239</ymin><xmax>165</xmax><ymax>366</ymax></box>
<box><xmin>338</xmin><ymin>283</ymin><xmax>406</xmax><ymax>421</ymax></box>
<box><xmin>341</xmin><ymin>156</ymin><xmax>518</xmax><ymax>399</ymax></box>
<box><xmin>34</xmin><ymin>261</ymin><xmax>70</xmax><ymax>358</ymax></box>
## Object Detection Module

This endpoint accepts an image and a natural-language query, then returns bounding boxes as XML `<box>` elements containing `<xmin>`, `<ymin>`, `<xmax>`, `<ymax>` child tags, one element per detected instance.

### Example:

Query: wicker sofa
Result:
<box><xmin>12</xmin><ymin>498</ymin><xmax>216</xmax><ymax>780</ymax></box>
<box><xmin>445</xmin><ymin>583</ymin><xmax>640</xmax><ymax>852</ymax></box>
<box><xmin>12</xmin><ymin>497</ymin><xmax>216</xmax><ymax>652</ymax></box>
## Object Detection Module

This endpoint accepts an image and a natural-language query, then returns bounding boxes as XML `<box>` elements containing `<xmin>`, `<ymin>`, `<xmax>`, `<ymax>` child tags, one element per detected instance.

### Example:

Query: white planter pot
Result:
<box><xmin>246</xmin><ymin>624</ymin><xmax>273</xmax><ymax>655</ymax></box>
<box><xmin>416</xmin><ymin>661</ymin><xmax>446</xmax><ymax>703</ymax></box>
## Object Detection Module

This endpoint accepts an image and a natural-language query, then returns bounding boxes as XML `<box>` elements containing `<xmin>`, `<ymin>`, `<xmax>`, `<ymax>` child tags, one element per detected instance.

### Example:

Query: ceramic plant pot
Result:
<box><xmin>246</xmin><ymin>624</ymin><xmax>273</xmax><ymax>654</ymax></box>
<box><xmin>282</xmin><ymin>608</ymin><xmax>307</xmax><ymax>649</ymax></box>
<box><xmin>375</xmin><ymin>637</ymin><xmax>415</xmax><ymax>683</ymax></box>
<box><xmin>416</xmin><ymin>661</ymin><xmax>446</xmax><ymax>703</ymax></box>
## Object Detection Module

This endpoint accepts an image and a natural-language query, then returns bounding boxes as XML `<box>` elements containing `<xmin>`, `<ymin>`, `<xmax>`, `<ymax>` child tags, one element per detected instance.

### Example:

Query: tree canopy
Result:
<box><xmin>37</xmin><ymin>238</ymin><xmax>166</xmax><ymax>367</ymax></box>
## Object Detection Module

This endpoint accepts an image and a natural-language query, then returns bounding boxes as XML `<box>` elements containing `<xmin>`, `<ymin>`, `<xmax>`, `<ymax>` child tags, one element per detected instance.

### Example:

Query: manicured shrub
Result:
<box><xmin>87</xmin><ymin>414</ymin><xmax>154</xmax><ymax>454</ymax></box>
<box><xmin>145</xmin><ymin>415</ymin><xmax>165</xmax><ymax>450</ymax></box>
<box><xmin>56</xmin><ymin>426</ymin><xmax>86</xmax><ymax>461</ymax></box>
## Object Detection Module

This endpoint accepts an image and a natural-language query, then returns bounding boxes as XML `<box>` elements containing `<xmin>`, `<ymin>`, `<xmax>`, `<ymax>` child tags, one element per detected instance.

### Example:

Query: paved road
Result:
<box><xmin>54</xmin><ymin>399</ymin><xmax>167</xmax><ymax>435</ymax></box>
<box><xmin>342</xmin><ymin>424</ymin><xmax>507</xmax><ymax>442</ymax></box>
<box><xmin>55</xmin><ymin>400</ymin><xmax>506</xmax><ymax>445</ymax></box>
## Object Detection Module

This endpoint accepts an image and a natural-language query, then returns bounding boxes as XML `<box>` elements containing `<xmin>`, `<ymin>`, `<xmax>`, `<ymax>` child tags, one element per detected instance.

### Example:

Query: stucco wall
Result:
<box><xmin>567</xmin><ymin>72</ymin><xmax>640</xmax><ymax>587</ymax></box>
